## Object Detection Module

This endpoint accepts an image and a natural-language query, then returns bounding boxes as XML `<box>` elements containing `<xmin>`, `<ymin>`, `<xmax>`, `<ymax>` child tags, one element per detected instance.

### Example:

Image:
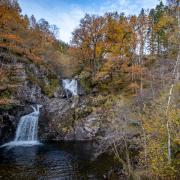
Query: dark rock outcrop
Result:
<box><xmin>38</xmin><ymin>96</ymin><xmax>101</xmax><ymax>141</ymax></box>
<box><xmin>0</xmin><ymin>53</ymin><xmax>60</xmax><ymax>144</ymax></box>
<box><xmin>0</xmin><ymin>105</ymin><xmax>33</xmax><ymax>144</ymax></box>
<box><xmin>72</xmin><ymin>112</ymin><xmax>100</xmax><ymax>140</ymax></box>
<box><xmin>0</xmin><ymin>53</ymin><xmax>141</xmax><ymax>157</ymax></box>
<box><xmin>77</xmin><ymin>81</ymin><xmax>86</xmax><ymax>96</ymax></box>
<box><xmin>39</xmin><ymin>98</ymin><xmax>74</xmax><ymax>140</ymax></box>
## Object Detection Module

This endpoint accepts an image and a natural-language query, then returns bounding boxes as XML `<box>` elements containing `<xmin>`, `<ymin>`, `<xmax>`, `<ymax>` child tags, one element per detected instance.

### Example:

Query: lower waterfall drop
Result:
<box><xmin>1</xmin><ymin>105</ymin><xmax>42</xmax><ymax>147</ymax></box>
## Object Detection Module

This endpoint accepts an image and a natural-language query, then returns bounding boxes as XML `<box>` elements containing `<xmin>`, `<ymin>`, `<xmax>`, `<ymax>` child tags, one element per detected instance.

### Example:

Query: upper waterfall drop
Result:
<box><xmin>62</xmin><ymin>79</ymin><xmax>78</xmax><ymax>97</ymax></box>
<box><xmin>1</xmin><ymin>105</ymin><xmax>42</xmax><ymax>147</ymax></box>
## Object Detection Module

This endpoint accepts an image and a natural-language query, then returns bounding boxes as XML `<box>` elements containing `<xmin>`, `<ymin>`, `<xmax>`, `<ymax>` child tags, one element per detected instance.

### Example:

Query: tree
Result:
<box><xmin>72</xmin><ymin>14</ymin><xmax>106</xmax><ymax>74</ymax></box>
<box><xmin>137</xmin><ymin>9</ymin><xmax>148</xmax><ymax>93</ymax></box>
<box><xmin>29</xmin><ymin>15</ymin><xmax>37</xmax><ymax>28</ymax></box>
<box><xmin>139</xmin><ymin>94</ymin><xmax>180</xmax><ymax>178</ymax></box>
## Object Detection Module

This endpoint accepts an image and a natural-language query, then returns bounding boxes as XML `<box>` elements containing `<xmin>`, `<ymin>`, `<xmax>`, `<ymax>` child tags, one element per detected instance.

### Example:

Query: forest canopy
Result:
<box><xmin>0</xmin><ymin>0</ymin><xmax>179</xmax><ymax>179</ymax></box>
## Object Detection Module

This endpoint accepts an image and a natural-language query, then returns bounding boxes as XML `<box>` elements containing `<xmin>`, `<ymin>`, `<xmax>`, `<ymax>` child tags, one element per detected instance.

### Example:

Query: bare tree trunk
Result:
<box><xmin>123</xmin><ymin>136</ymin><xmax>132</xmax><ymax>179</ymax></box>
<box><xmin>166</xmin><ymin>84</ymin><xmax>174</xmax><ymax>162</ymax></box>
<box><xmin>139</xmin><ymin>39</ymin><xmax>144</xmax><ymax>94</ymax></box>
<box><xmin>150</xmin><ymin>71</ymin><xmax>155</xmax><ymax>99</ymax></box>
<box><xmin>165</xmin><ymin>57</ymin><xmax>179</xmax><ymax>162</ymax></box>
<box><xmin>165</xmin><ymin>0</ymin><xmax>180</xmax><ymax>162</ymax></box>
<box><xmin>140</xmin><ymin>69</ymin><xmax>143</xmax><ymax>94</ymax></box>
<box><xmin>160</xmin><ymin>65</ymin><xmax>164</xmax><ymax>89</ymax></box>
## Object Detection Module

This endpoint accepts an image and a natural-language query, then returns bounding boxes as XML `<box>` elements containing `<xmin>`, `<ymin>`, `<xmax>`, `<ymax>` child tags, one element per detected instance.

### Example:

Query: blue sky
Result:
<box><xmin>19</xmin><ymin>0</ymin><xmax>165</xmax><ymax>43</ymax></box>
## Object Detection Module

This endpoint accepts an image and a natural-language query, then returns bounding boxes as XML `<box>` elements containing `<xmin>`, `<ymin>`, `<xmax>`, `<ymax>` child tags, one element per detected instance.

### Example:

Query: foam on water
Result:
<box><xmin>1</xmin><ymin>105</ymin><xmax>42</xmax><ymax>147</ymax></box>
<box><xmin>62</xmin><ymin>79</ymin><xmax>78</xmax><ymax>96</ymax></box>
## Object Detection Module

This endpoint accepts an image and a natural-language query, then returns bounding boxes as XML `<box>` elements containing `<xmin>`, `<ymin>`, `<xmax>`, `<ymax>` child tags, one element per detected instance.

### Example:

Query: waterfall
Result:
<box><xmin>1</xmin><ymin>105</ymin><xmax>42</xmax><ymax>147</ymax></box>
<box><xmin>62</xmin><ymin>79</ymin><xmax>78</xmax><ymax>97</ymax></box>
<box><xmin>15</xmin><ymin>105</ymin><xmax>41</xmax><ymax>142</ymax></box>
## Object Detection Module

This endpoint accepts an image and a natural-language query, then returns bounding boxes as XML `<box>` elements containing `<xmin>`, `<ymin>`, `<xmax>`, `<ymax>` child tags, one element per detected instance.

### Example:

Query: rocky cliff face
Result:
<box><xmin>0</xmin><ymin>105</ymin><xmax>33</xmax><ymax>144</ymax></box>
<box><xmin>0</xmin><ymin>53</ymin><xmax>141</xmax><ymax>154</ymax></box>
<box><xmin>38</xmin><ymin>96</ymin><xmax>101</xmax><ymax>141</ymax></box>
<box><xmin>0</xmin><ymin>53</ymin><xmax>60</xmax><ymax>143</ymax></box>
<box><xmin>0</xmin><ymin>52</ymin><xmax>102</xmax><ymax>143</ymax></box>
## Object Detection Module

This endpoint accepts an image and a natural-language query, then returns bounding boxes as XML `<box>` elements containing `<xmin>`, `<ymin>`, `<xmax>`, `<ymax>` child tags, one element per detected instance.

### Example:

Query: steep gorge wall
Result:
<box><xmin>0</xmin><ymin>52</ymin><xmax>102</xmax><ymax>143</ymax></box>
<box><xmin>0</xmin><ymin>52</ymin><xmax>141</xmax><ymax>153</ymax></box>
<box><xmin>0</xmin><ymin>52</ymin><xmax>62</xmax><ymax>143</ymax></box>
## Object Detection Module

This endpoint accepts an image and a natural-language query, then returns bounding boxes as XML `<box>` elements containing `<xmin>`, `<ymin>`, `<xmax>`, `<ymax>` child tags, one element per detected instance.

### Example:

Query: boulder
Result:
<box><xmin>38</xmin><ymin>96</ymin><xmax>101</xmax><ymax>141</ymax></box>
<box><xmin>73</xmin><ymin>112</ymin><xmax>101</xmax><ymax>140</ymax></box>
<box><xmin>38</xmin><ymin>98</ymin><xmax>74</xmax><ymax>140</ymax></box>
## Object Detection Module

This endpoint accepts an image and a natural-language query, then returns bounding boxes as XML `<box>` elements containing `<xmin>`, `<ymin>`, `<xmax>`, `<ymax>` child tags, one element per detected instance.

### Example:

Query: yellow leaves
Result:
<box><xmin>139</xmin><ymin>96</ymin><xmax>180</xmax><ymax>178</ymax></box>
<box><xmin>95</xmin><ymin>59</ymin><xmax>114</xmax><ymax>81</ymax></box>
<box><xmin>155</xmin><ymin>14</ymin><xmax>175</xmax><ymax>31</ymax></box>
<box><xmin>96</xmin><ymin>42</ymin><xmax>105</xmax><ymax>56</ymax></box>
<box><xmin>173</xmin><ymin>138</ymin><xmax>180</xmax><ymax>146</ymax></box>
<box><xmin>107</xmin><ymin>18</ymin><xmax>135</xmax><ymax>56</ymax></box>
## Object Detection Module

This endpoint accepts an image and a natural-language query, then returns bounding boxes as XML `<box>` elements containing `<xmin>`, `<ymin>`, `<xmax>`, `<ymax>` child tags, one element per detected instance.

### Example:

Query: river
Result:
<box><xmin>0</xmin><ymin>141</ymin><xmax>118</xmax><ymax>179</ymax></box>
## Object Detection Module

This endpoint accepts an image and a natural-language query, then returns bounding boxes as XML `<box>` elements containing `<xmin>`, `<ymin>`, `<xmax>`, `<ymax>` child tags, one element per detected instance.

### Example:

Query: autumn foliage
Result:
<box><xmin>71</xmin><ymin>1</ymin><xmax>179</xmax><ymax>94</ymax></box>
<box><xmin>0</xmin><ymin>0</ymin><xmax>179</xmax><ymax>178</ymax></box>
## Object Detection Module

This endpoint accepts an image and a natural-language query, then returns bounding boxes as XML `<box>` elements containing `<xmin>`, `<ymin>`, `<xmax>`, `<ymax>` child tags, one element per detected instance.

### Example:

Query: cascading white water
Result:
<box><xmin>1</xmin><ymin>105</ymin><xmax>42</xmax><ymax>147</ymax></box>
<box><xmin>62</xmin><ymin>79</ymin><xmax>78</xmax><ymax>97</ymax></box>
<box><xmin>15</xmin><ymin>105</ymin><xmax>41</xmax><ymax>142</ymax></box>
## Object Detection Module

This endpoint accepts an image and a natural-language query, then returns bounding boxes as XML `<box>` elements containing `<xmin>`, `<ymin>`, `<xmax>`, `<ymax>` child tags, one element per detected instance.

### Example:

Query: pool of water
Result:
<box><xmin>0</xmin><ymin>141</ymin><xmax>117</xmax><ymax>179</ymax></box>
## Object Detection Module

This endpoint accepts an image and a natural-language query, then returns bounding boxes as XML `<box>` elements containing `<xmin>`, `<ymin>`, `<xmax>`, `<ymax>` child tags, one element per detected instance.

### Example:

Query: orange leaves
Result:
<box><xmin>128</xmin><ymin>82</ymin><xmax>140</xmax><ymax>92</ymax></box>
<box><xmin>0</xmin><ymin>1</ymin><xmax>58</xmax><ymax>66</ymax></box>
<box><xmin>154</xmin><ymin>14</ymin><xmax>175</xmax><ymax>32</ymax></box>
<box><xmin>0</xmin><ymin>33</ymin><xmax>22</xmax><ymax>41</ymax></box>
<box><xmin>0</xmin><ymin>33</ymin><xmax>25</xmax><ymax>57</ymax></box>
<box><xmin>72</xmin><ymin>14</ymin><xmax>107</xmax><ymax>72</ymax></box>
<box><xmin>71</xmin><ymin>12</ymin><xmax>149</xmax><ymax>93</ymax></box>
<box><xmin>131</xmin><ymin>65</ymin><xmax>146</xmax><ymax>75</ymax></box>
<box><xmin>0</xmin><ymin>3</ymin><xmax>26</xmax><ymax>31</ymax></box>
<box><xmin>0</xmin><ymin>32</ymin><xmax>44</xmax><ymax>63</ymax></box>
<box><xmin>0</xmin><ymin>33</ymin><xmax>23</xmax><ymax>45</ymax></box>
<box><xmin>121</xmin><ymin>62</ymin><xmax>146</xmax><ymax>74</ymax></box>
<box><xmin>26</xmin><ymin>52</ymin><xmax>43</xmax><ymax>63</ymax></box>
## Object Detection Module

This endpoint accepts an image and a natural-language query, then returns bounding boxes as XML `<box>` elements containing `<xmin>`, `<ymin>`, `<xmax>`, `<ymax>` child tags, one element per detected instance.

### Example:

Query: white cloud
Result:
<box><xmin>47</xmin><ymin>7</ymin><xmax>85</xmax><ymax>43</ymax></box>
<box><xmin>19</xmin><ymin>0</ymin><xmax>86</xmax><ymax>43</ymax></box>
<box><xmin>19</xmin><ymin>0</ymin><xmax>165</xmax><ymax>43</ymax></box>
<box><xmin>98</xmin><ymin>0</ymin><xmax>165</xmax><ymax>15</ymax></box>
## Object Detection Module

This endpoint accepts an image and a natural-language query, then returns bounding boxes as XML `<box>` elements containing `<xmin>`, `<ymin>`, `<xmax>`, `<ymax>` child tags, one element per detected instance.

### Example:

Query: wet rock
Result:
<box><xmin>53</xmin><ymin>86</ymin><xmax>65</xmax><ymax>98</ymax></box>
<box><xmin>64</xmin><ymin>89</ymin><xmax>73</xmax><ymax>98</ymax></box>
<box><xmin>17</xmin><ymin>82</ymin><xmax>42</xmax><ymax>103</ymax></box>
<box><xmin>74</xmin><ymin>112</ymin><xmax>101</xmax><ymax>140</ymax></box>
<box><xmin>71</xmin><ymin>96</ymin><xmax>79</xmax><ymax>108</ymax></box>
<box><xmin>0</xmin><ymin>113</ymin><xmax>15</xmax><ymax>144</ymax></box>
<box><xmin>39</xmin><ymin>98</ymin><xmax>74</xmax><ymax>140</ymax></box>
<box><xmin>77</xmin><ymin>81</ymin><xmax>85</xmax><ymax>96</ymax></box>
<box><xmin>0</xmin><ymin>105</ymin><xmax>34</xmax><ymax>144</ymax></box>
<box><xmin>38</xmin><ymin>96</ymin><xmax>101</xmax><ymax>141</ymax></box>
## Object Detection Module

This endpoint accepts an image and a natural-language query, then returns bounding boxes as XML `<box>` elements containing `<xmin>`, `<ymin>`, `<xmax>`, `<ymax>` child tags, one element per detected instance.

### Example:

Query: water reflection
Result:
<box><xmin>0</xmin><ymin>141</ymin><xmax>115</xmax><ymax>179</ymax></box>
